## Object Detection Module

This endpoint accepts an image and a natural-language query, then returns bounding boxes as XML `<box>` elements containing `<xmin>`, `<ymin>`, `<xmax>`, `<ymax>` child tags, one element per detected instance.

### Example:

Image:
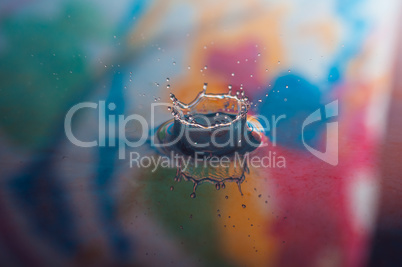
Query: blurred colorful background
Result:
<box><xmin>0</xmin><ymin>0</ymin><xmax>401</xmax><ymax>266</ymax></box>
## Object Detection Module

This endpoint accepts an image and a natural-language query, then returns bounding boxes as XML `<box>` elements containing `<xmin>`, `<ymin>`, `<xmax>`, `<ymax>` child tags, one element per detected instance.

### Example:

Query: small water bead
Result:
<box><xmin>170</xmin><ymin>186</ymin><xmax>174</xmax><ymax>191</ymax></box>
<box><xmin>225</xmin><ymin>196</ymin><xmax>229</xmax><ymax>199</ymax></box>
<box><xmin>250</xmin><ymin>74</ymin><xmax>253</xmax><ymax>78</ymax></box>
<box><xmin>167</xmin><ymin>107</ymin><xmax>171</xmax><ymax>111</ymax></box>
<box><xmin>257</xmin><ymin>53</ymin><xmax>261</xmax><ymax>57</ymax></box>
<box><xmin>231</xmin><ymin>73</ymin><xmax>235</xmax><ymax>77</ymax></box>
<box><xmin>172</xmin><ymin>61</ymin><xmax>176</xmax><ymax>65</ymax></box>
<box><xmin>216</xmin><ymin>184</ymin><xmax>220</xmax><ymax>190</ymax></box>
<box><xmin>179</xmin><ymin>225</ymin><xmax>183</xmax><ymax>230</ymax></box>
<box><xmin>203</xmin><ymin>83</ymin><xmax>208</xmax><ymax>92</ymax></box>
<box><xmin>285</xmin><ymin>85</ymin><xmax>288</xmax><ymax>88</ymax></box>
<box><xmin>258</xmin><ymin>99</ymin><xmax>262</xmax><ymax>102</ymax></box>
<box><xmin>167</xmin><ymin>84</ymin><xmax>170</xmax><ymax>89</ymax></box>
<box><xmin>166</xmin><ymin>77</ymin><xmax>170</xmax><ymax>81</ymax></box>
<box><xmin>278</xmin><ymin>61</ymin><xmax>281</xmax><ymax>64</ymax></box>
<box><xmin>187</xmin><ymin>66</ymin><xmax>191</xmax><ymax>70</ymax></box>
<box><xmin>190</xmin><ymin>192</ymin><xmax>196</xmax><ymax>198</ymax></box>
<box><xmin>288</xmin><ymin>69</ymin><xmax>291</xmax><ymax>73</ymax></box>
<box><xmin>242</xmin><ymin>204</ymin><xmax>246</xmax><ymax>208</ymax></box>
<box><xmin>237</xmin><ymin>60</ymin><xmax>240</xmax><ymax>64</ymax></box>
<box><xmin>204</xmin><ymin>65</ymin><xmax>208</xmax><ymax>70</ymax></box>
<box><xmin>284</xmin><ymin>98</ymin><xmax>287</xmax><ymax>102</ymax></box>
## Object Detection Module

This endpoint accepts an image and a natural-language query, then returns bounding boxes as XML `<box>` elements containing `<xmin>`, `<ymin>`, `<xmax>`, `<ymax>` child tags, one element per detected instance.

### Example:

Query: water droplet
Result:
<box><xmin>258</xmin><ymin>194</ymin><xmax>262</xmax><ymax>198</ymax></box>
<box><xmin>277</xmin><ymin>61</ymin><xmax>281</xmax><ymax>64</ymax></box>
<box><xmin>172</xmin><ymin>61</ymin><xmax>176</xmax><ymax>65</ymax></box>
<box><xmin>216</xmin><ymin>183</ymin><xmax>221</xmax><ymax>190</ymax></box>
<box><xmin>170</xmin><ymin>186</ymin><xmax>174</xmax><ymax>191</ymax></box>
<box><xmin>166</xmin><ymin>77</ymin><xmax>170</xmax><ymax>81</ymax></box>
<box><xmin>284</xmin><ymin>98</ymin><xmax>287</xmax><ymax>102</ymax></box>
<box><xmin>167</xmin><ymin>107</ymin><xmax>171</xmax><ymax>111</ymax></box>
<box><xmin>242</xmin><ymin>204</ymin><xmax>246</xmax><ymax>208</ymax></box>
<box><xmin>288</xmin><ymin>69</ymin><xmax>291</xmax><ymax>73</ymax></box>
<box><xmin>203</xmin><ymin>83</ymin><xmax>208</xmax><ymax>92</ymax></box>
<box><xmin>190</xmin><ymin>192</ymin><xmax>196</xmax><ymax>198</ymax></box>
<box><xmin>285</xmin><ymin>85</ymin><xmax>288</xmax><ymax>88</ymax></box>
<box><xmin>204</xmin><ymin>65</ymin><xmax>208</xmax><ymax>69</ymax></box>
<box><xmin>237</xmin><ymin>60</ymin><xmax>240</xmax><ymax>64</ymax></box>
<box><xmin>231</xmin><ymin>73</ymin><xmax>235</xmax><ymax>76</ymax></box>
<box><xmin>180</xmin><ymin>225</ymin><xmax>183</xmax><ymax>230</ymax></box>
<box><xmin>187</xmin><ymin>66</ymin><xmax>191</xmax><ymax>70</ymax></box>
<box><xmin>258</xmin><ymin>99</ymin><xmax>262</xmax><ymax>102</ymax></box>
<box><xmin>167</xmin><ymin>84</ymin><xmax>170</xmax><ymax>89</ymax></box>
<box><xmin>257</xmin><ymin>53</ymin><xmax>261</xmax><ymax>57</ymax></box>
<box><xmin>225</xmin><ymin>196</ymin><xmax>228</xmax><ymax>199</ymax></box>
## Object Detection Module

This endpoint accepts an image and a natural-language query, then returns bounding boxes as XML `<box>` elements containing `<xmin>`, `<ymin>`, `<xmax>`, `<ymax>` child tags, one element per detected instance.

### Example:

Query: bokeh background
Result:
<box><xmin>0</xmin><ymin>0</ymin><xmax>401</xmax><ymax>266</ymax></box>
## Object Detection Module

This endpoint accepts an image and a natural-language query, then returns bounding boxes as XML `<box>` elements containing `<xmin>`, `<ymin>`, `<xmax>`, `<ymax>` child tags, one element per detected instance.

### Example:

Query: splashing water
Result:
<box><xmin>155</xmin><ymin>83</ymin><xmax>263</xmax><ymax>197</ymax></box>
